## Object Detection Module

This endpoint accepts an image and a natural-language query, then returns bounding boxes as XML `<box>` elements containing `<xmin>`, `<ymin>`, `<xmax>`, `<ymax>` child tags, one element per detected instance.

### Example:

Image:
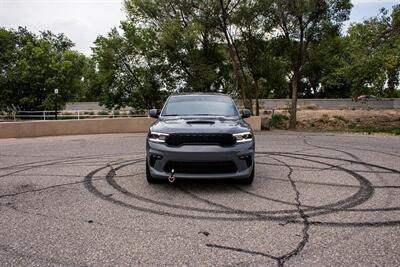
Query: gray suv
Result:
<box><xmin>146</xmin><ymin>94</ymin><xmax>254</xmax><ymax>184</ymax></box>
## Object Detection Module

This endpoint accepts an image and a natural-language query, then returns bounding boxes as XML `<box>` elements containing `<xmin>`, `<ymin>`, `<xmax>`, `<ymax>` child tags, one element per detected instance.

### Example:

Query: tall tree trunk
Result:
<box><xmin>289</xmin><ymin>69</ymin><xmax>299</xmax><ymax>129</ymax></box>
<box><xmin>218</xmin><ymin>0</ymin><xmax>248</xmax><ymax>110</ymax></box>
<box><xmin>254</xmin><ymin>77</ymin><xmax>260</xmax><ymax>116</ymax></box>
<box><xmin>225</xmin><ymin>35</ymin><xmax>247</xmax><ymax>106</ymax></box>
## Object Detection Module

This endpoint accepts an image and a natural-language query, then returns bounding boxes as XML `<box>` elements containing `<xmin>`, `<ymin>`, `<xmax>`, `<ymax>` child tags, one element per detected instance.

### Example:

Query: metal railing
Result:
<box><xmin>0</xmin><ymin>110</ymin><xmax>147</xmax><ymax>122</ymax></box>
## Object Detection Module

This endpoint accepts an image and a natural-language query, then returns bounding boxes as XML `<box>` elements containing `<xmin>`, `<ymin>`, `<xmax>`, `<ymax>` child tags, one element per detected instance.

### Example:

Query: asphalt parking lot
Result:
<box><xmin>0</xmin><ymin>132</ymin><xmax>399</xmax><ymax>266</ymax></box>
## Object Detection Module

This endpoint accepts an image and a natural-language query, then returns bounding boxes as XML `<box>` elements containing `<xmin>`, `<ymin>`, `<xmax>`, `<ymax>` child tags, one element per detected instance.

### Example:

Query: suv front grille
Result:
<box><xmin>166</xmin><ymin>133</ymin><xmax>235</xmax><ymax>147</ymax></box>
<box><xmin>164</xmin><ymin>161</ymin><xmax>238</xmax><ymax>174</ymax></box>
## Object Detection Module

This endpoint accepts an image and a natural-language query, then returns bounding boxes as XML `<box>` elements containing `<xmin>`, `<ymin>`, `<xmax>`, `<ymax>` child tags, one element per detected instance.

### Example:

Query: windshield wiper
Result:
<box><xmin>164</xmin><ymin>114</ymin><xmax>234</xmax><ymax>117</ymax></box>
<box><xmin>191</xmin><ymin>114</ymin><xmax>220</xmax><ymax>116</ymax></box>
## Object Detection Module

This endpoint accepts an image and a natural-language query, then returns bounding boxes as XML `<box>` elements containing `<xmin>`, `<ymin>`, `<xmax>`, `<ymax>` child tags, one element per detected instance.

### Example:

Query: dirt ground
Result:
<box><xmin>263</xmin><ymin>109</ymin><xmax>400</xmax><ymax>134</ymax></box>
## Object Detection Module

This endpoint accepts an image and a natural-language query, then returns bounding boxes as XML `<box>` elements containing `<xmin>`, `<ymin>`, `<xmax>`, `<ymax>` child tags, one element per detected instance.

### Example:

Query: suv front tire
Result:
<box><xmin>146</xmin><ymin>160</ymin><xmax>162</xmax><ymax>184</ymax></box>
<box><xmin>238</xmin><ymin>166</ymin><xmax>254</xmax><ymax>185</ymax></box>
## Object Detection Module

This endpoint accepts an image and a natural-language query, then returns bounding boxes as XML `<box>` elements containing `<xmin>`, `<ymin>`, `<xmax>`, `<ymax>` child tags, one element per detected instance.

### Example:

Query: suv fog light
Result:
<box><xmin>239</xmin><ymin>155</ymin><xmax>252</xmax><ymax>168</ymax></box>
<box><xmin>149</xmin><ymin>154</ymin><xmax>163</xmax><ymax>167</ymax></box>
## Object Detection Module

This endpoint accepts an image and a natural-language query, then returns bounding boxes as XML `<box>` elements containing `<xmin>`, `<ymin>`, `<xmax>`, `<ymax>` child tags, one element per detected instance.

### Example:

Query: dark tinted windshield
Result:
<box><xmin>162</xmin><ymin>95</ymin><xmax>239</xmax><ymax>117</ymax></box>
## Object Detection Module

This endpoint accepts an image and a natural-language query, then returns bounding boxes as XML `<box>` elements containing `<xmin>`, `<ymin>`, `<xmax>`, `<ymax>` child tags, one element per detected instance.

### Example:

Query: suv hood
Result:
<box><xmin>150</xmin><ymin>116</ymin><xmax>251</xmax><ymax>134</ymax></box>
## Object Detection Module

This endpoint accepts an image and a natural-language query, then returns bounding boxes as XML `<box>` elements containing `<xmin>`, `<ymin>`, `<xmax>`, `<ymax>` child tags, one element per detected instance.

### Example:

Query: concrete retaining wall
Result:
<box><xmin>394</xmin><ymin>99</ymin><xmax>400</xmax><ymax>109</ymax></box>
<box><xmin>66</xmin><ymin>99</ymin><xmax>400</xmax><ymax>112</ymax></box>
<box><xmin>262</xmin><ymin>98</ymin><xmax>400</xmax><ymax>110</ymax></box>
<box><xmin>0</xmin><ymin>116</ymin><xmax>261</xmax><ymax>139</ymax></box>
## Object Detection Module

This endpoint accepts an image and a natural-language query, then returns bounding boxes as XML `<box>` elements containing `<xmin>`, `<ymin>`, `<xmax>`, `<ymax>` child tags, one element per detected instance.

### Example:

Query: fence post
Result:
<box><xmin>78</xmin><ymin>110</ymin><xmax>80</xmax><ymax>120</ymax></box>
<box><xmin>112</xmin><ymin>109</ymin><xmax>114</xmax><ymax>118</ymax></box>
<box><xmin>44</xmin><ymin>111</ymin><xmax>46</xmax><ymax>120</ymax></box>
<box><xmin>13</xmin><ymin>112</ymin><xmax>16</xmax><ymax>121</ymax></box>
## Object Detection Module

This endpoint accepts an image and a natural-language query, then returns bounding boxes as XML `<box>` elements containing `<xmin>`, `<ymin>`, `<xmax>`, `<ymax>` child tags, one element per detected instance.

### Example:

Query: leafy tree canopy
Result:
<box><xmin>0</xmin><ymin>27</ymin><xmax>88</xmax><ymax>111</ymax></box>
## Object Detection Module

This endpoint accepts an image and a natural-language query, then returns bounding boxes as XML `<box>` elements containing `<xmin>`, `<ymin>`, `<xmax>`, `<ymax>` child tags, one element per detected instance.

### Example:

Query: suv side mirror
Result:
<box><xmin>149</xmin><ymin>109</ymin><xmax>160</xmax><ymax>119</ymax></box>
<box><xmin>241</xmin><ymin>109</ymin><xmax>251</xmax><ymax>119</ymax></box>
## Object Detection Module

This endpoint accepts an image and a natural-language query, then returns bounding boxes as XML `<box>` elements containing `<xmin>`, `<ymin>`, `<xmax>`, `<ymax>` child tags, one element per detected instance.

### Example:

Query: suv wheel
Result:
<box><xmin>146</xmin><ymin>159</ymin><xmax>162</xmax><ymax>184</ymax></box>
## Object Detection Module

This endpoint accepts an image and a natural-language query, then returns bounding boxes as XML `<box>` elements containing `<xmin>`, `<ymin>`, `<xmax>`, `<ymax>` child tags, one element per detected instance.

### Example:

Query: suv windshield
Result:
<box><xmin>162</xmin><ymin>95</ymin><xmax>239</xmax><ymax>117</ymax></box>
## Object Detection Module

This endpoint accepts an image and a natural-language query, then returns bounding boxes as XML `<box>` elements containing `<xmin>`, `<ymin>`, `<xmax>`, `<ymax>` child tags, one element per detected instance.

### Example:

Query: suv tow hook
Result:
<box><xmin>168</xmin><ymin>169</ymin><xmax>176</xmax><ymax>183</ymax></box>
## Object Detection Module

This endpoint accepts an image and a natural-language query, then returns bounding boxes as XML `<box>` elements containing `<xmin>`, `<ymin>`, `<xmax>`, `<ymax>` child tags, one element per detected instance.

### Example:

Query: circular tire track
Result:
<box><xmin>84</xmin><ymin>152</ymin><xmax>400</xmax><ymax>227</ymax></box>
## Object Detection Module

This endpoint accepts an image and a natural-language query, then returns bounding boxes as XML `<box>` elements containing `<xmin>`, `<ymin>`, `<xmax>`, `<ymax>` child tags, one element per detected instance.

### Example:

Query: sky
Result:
<box><xmin>0</xmin><ymin>0</ymin><xmax>398</xmax><ymax>55</ymax></box>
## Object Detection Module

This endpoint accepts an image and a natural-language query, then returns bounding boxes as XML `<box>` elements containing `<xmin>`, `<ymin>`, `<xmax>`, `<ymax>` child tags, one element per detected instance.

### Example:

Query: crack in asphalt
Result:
<box><xmin>205</xmin><ymin>155</ymin><xmax>311</xmax><ymax>267</ymax></box>
<box><xmin>271</xmin><ymin>156</ymin><xmax>310</xmax><ymax>267</ymax></box>
<box><xmin>255</xmin><ymin>160</ymin><xmax>393</xmax><ymax>174</ymax></box>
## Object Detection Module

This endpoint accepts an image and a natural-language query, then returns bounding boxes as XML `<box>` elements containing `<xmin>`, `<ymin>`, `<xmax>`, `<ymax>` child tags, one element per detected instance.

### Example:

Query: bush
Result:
<box><xmin>98</xmin><ymin>111</ymin><xmax>109</xmax><ymax>116</ymax></box>
<box><xmin>391</xmin><ymin>128</ymin><xmax>400</xmax><ymax>135</ymax></box>
<box><xmin>333</xmin><ymin>115</ymin><xmax>347</xmax><ymax>122</ymax></box>
<box><xmin>270</xmin><ymin>113</ymin><xmax>289</xmax><ymax>129</ymax></box>
<box><xmin>129</xmin><ymin>109</ymin><xmax>146</xmax><ymax>116</ymax></box>
<box><xmin>349</xmin><ymin>122</ymin><xmax>357</xmax><ymax>129</ymax></box>
<box><xmin>300</xmin><ymin>104</ymin><xmax>319</xmax><ymax>110</ymax></box>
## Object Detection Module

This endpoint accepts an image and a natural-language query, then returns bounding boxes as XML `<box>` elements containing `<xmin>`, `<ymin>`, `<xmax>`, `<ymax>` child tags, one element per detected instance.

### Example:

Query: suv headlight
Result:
<box><xmin>233</xmin><ymin>132</ymin><xmax>253</xmax><ymax>143</ymax></box>
<box><xmin>148</xmin><ymin>132</ymin><xmax>169</xmax><ymax>143</ymax></box>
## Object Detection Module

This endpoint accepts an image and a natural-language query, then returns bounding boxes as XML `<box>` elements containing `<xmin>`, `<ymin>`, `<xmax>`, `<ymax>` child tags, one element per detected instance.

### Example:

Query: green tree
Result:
<box><xmin>0</xmin><ymin>27</ymin><xmax>88</xmax><ymax>111</ymax></box>
<box><xmin>266</xmin><ymin>0</ymin><xmax>352</xmax><ymax>128</ymax></box>
<box><xmin>125</xmin><ymin>0</ymin><xmax>230</xmax><ymax>93</ymax></box>
<box><xmin>0</xmin><ymin>28</ymin><xmax>16</xmax><ymax>111</ymax></box>
<box><xmin>342</xmin><ymin>5</ymin><xmax>400</xmax><ymax>98</ymax></box>
<box><xmin>91</xmin><ymin>27</ymin><xmax>168</xmax><ymax>110</ymax></box>
<box><xmin>301</xmin><ymin>28</ymin><xmax>351</xmax><ymax>98</ymax></box>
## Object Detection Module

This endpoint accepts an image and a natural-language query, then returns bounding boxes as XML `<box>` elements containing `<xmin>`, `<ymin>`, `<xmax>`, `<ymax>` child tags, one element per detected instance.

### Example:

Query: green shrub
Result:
<box><xmin>349</xmin><ymin>122</ymin><xmax>357</xmax><ymax>129</ymax></box>
<box><xmin>391</xmin><ymin>128</ymin><xmax>400</xmax><ymax>135</ymax></box>
<box><xmin>98</xmin><ymin>111</ymin><xmax>109</xmax><ymax>116</ymax></box>
<box><xmin>270</xmin><ymin>113</ymin><xmax>288</xmax><ymax>129</ymax></box>
<box><xmin>333</xmin><ymin>115</ymin><xmax>347</xmax><ymax>122</ymax></box>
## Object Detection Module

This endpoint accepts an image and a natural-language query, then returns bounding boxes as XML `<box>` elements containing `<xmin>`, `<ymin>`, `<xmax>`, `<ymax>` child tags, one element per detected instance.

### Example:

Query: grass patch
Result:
<box><xmin>349</xmin><ymin>127</ymin><xmax>400</xmax><ymax>135</ymax></box>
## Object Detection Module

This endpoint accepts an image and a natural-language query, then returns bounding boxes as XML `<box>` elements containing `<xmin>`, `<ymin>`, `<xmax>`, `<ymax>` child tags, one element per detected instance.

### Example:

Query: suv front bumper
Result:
<box><xmin>146</xmin><ymin>141</ymin><xmax>254</xmax><ymax>180</ymax></box>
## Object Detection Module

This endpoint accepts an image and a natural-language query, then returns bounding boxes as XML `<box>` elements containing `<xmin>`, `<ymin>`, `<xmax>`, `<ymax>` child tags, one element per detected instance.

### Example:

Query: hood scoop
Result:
<box><xmin>186</xmin><ymin>120</ymin><xmax>215</xmax><ymax>125</ymax></box>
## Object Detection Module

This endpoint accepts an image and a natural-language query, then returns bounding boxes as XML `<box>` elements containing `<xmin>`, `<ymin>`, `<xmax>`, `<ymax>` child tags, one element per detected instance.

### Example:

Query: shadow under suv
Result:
<box><xmin>146</xmin><ymin>94</ymin><xmax>255</xmax><ymax>184</ymax></box>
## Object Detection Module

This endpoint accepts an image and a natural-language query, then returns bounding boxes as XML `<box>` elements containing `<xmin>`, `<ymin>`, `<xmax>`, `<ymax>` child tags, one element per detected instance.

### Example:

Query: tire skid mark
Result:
<box><xmin>82</xmin><ymin>147</ymin><xmax>400</xmax><ymax>266</ymax></box>
<box><xmin>0</xmin><ymin>157</ymin><xmax>135</xmax><ymax>198</ymax></box>
<box><xmin>0</xmin><ymin>178</ymin><xmax>104</xmax><ymax>199</ymax></box>
<box><xmin>0</xmin><ymin>155</ymin><xmax>118</xmax><ymax>179</ymax></box>
<box><xmin>106</xmin><ymin>156</ymin><xmax>385</xmax><ymax>220</ymax></box>
<box><xmin>0</xmin><ymin>152</ymin><xmax>145</xmax><ymax>171</ymax></box>
<box><xmin>299</xmin><ymin>136</ymin><xmax>399</xmax><ymax>215</ymax></box>
<box><xmin>265</xmin><ymin>152</ymin><xmax>399</xmax><ymax>174</ymax></box>
<box><xmin>237</xmin><ymin>157</ymin><xmax>376</xmax><ymax>218</ymax></box>
<box><xmin>85</xmin><ymin>153</ymin><xmax>400</xmax><ymax>225</ymax></box>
